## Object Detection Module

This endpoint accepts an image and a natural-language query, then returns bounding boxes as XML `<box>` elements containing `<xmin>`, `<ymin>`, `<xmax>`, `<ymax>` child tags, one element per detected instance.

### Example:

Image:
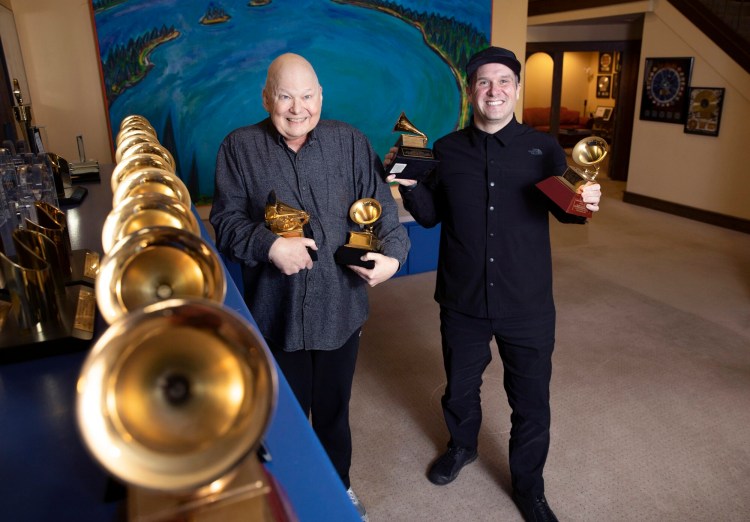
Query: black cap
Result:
<box><xmin>465</xmin><ymin>46</ymin><xmax>521</xmax><ymax>80</ymax></box>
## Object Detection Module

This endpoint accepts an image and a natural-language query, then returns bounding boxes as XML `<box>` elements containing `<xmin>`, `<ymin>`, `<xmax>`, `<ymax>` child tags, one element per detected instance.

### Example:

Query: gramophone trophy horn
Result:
<box><xmin>393</xmin><ymin>112</ymin><xmax>427</xmax><ymax>145</ymax></box>
<box><xmin>116</xmin><ymin>122</ymin><xmax>158</xmax><ymax>144</ymax></box>
<box><xmin>96</xmin><ymin>226</ymin><xmax>226</xmax><ymax>324</ymax></box>
<box><xmin>535</xmin><ymin>136</ymin><xmax>608</xmax><ymax>218</ymax></box>
<box><xmin>119</xmin><ymin>114</ymin><xmax>155</xmax><ymax>132</ymax></box>
<box><xmin>113</xmin><ymin>167</ymin><xmax>192</xmax><ymax>208</ymax></box>
<box><xmin>334</xmin><ymin>198</ymin><xmax>382</xmax><ymax>269</ymax></box>
<box><xmin>101</xmin><ymin>192</ymin><xmax>199</xmax><ymax>254</ymax></box>
<box><xmin>387</xmin><ymin>111</ymin><xmax>439</xmax><ymax>181</ymax></box>
<box><xmin>76</xmin><ymin>298</ymin><xmax>295</xmax><ymax>521</ymax></box>
<box><xmin>118</xmin><ymin>141</ymin><xmax>176</xmax><ymax>170</ymax></box>
<box><xmin>115</xmin><ymin>133</ymin><xmax>158</xmax><ymax>164</ymax></box>
<box><xmin>111</xmin><ymin>152</ymin><xmax>175</xmax><ymax>192</ymax></box>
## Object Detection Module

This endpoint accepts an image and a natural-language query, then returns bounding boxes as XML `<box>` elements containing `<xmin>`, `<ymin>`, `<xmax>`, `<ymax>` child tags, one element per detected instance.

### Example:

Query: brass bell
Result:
<box><xmin>112</xmin><ymin>167</ymin><xmax>192</xmax><ymax>208</ymax></box>
<box><xmin>96</xmin><ymin>226</ymin><xmax>226</xmax><ymax>324</ymax></box>
<box><xmin>101</xmin><ymin>192</ymin><xmax>199</xmax><ymax>254</ymax></box>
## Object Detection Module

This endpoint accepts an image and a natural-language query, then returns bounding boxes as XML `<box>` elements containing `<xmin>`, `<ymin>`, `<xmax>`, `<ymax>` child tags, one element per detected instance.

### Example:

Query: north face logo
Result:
<box><xmin>528</xmin><ymin>148</ymin><xmax>542</xmax><ymax>156</ymax></box>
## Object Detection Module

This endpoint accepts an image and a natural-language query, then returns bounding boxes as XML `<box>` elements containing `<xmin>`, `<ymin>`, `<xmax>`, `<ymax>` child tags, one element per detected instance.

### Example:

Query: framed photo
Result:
<box><xmin>596</xmin><ymin>75</ymin><xmax>611</xmax><ymax>98</ymax></box>
<box><xmin>598</xmin><ymin>52</ymin><xmax>614</xmax><ymax>74</ymax></box>
<box><xmin>684</xmin><ymin>87</ymin><xmax>725</xmax><ymax>137</ymax></box>
<box><xmin>639</xmin><ymin>57</ymin><xmax>694</xmax><ymax>124</ymax></box>
<box><xmin>614</xmin><ymin>51</ymin><xmax>622</xmax><ymax>73</ymax></box>
<box><xmin>594</xmin><ymin>106</ymin><xmax>614</xmax><ymax>121</ymax></box>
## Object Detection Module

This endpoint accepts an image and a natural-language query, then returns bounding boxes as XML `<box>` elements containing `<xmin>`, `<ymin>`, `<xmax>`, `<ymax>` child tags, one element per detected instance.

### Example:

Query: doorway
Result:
<box><xmin>524</xmin><ymin>40</ymin><xmax>641</xmax><ymax>181</ymax></box>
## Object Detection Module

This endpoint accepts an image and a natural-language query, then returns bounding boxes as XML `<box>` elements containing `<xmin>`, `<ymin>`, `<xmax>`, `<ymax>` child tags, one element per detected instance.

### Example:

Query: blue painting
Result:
<box><xmin>91</xmin><ymin>0</ymin><xmax>491</xmax><ymax>202</ymax></box>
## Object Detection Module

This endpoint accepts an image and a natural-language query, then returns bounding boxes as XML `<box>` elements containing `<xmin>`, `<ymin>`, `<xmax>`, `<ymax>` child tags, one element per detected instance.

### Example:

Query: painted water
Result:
<box><xmin>95</xmin><ymin>0</ymin><xmax>491</xmax><ymax>199</ymax></box>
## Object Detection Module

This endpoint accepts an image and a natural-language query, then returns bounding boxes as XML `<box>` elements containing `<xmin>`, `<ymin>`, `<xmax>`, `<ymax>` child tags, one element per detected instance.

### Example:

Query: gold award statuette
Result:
<box><xmin>265</xmin><ymin>192</ymin><xmax>310</xmax><ymax>238</ymax></box>
<box><xmin>334</xmin><ymin>198</ymin><xmax>382</xmax><ymax>269</ymax></box>
<box><xmin>387</xmin><ymin>112</ymin><xmax>439</xmax><ymax>181</ymax></box>
<box><xmin>536</xmin><ymin>136</ymin><xmax>608</xmax><ymax>218</ymax></box>
<box><xmin>265</xmin><ymin>192</ymin><xmax>317</xmax><ymax>261</ymax></box>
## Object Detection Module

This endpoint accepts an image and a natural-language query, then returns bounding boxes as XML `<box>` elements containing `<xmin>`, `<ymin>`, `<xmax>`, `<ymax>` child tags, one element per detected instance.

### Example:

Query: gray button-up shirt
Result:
<box><xmin>210</xmin><ymin>118</ymin><xmax>410</xmax><ymax>351</ymax></box>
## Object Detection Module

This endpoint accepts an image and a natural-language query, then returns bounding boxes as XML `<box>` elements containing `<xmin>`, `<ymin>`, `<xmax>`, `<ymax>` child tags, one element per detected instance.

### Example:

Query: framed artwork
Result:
<box><xmin>639</xmin><ymin>57</ymin><xmax>694</xmax><ymax>124</ymax></box>
<box><xmin>594</xmin><ymin>106</ymin><xmax>614</xmax><ymax>121</ymax></box>
<box><xmin>596</xmin><ymin>75</ymin><xmax>611</xmax><ymax>98</ymax></box>
<box><xmin>598</xmin><ymin>51</ymin><xmax>613</xmax><ymax>74</ymax></box>
<box><xmin>684</xmin><ymin>87</ymin><xmax>725</xmax><ymax>137</ymax></box>
<box><xmin>90</xmin><ymin>0</ymin><xmax>492</xmax><ymax>202</ymax></box>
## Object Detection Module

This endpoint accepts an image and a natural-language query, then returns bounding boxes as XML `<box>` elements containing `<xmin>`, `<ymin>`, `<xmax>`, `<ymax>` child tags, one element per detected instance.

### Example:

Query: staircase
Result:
<box><xmin>701</xmin><ymin>0</ymin><xmax>750</xmax><ymax>41</ymax></box>
<box><xmin>528</xmin><ymin>0</ymin><xmax>750</xmax><ymax>73</ymax></box>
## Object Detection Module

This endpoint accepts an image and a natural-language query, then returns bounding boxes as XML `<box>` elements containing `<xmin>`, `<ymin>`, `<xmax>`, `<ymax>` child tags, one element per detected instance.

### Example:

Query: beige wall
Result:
<box><xmin>489</xmin><ymin>0</ymin><xmax>528</xmax><ymax>119</ymax></box>
<box><xmin>8</xmin><ymin>0</ymin><xmax>112</xmax><ymax>163</ymax></box>
<box><xmin>5</xmin><ymin>0</ymin><xmax>750</xmax><ymax>221</ymax></box>
<box><xmin>524</xmin><ymin>53</ymin><xmax>553</xmax><ymax>109</ymax></box>
<box><xmin>627</xmin><ymin>0</ymin><xmax>750</xmax><ymax>219</ymax></box>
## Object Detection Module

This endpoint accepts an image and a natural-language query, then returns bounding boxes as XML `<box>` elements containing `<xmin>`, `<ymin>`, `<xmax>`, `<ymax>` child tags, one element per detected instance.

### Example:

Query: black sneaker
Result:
<box><xmin>512</xmin><ymin>492</ymin><xmax>559</xmax><ymax>522</ymax></box>
<box><xmin>427</xmin><ymin>446</ymin><xmax>478</xmax><ymax>485</ymax></box>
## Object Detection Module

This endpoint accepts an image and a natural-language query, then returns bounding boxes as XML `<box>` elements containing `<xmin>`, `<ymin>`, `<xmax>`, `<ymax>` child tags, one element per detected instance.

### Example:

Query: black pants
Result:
<box><xmin>440</xmin><ymin>306</ymin><xmax>555</xmax><ymax>498</ymax></box>
<box><xmin>269</xmin><ymin>328</ymin><xmax>361</xmax><ymax>490</ymax></box>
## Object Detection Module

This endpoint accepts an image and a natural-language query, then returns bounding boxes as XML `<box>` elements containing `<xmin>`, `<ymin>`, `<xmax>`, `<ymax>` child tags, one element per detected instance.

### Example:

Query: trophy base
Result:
<box><xmin>387</xmin><ymin>146</ymin><xmax>439</xmax><ymax>181</ymax></box>
<box><xmin>70</xmin><ymin>248</ymin><xmax>100</xmax><ymax>285</ymax></box>
<box><xmin>127</xmin><ymin>457</ymin><xmax>295</xmax><ymax>522</ymax></box>
<box><xmin>0</xmin><ymin>284</ymin><xmax>96</xmax><ymax>363</ymax></box>
<box><xmin>334</xmin><ymin>245</ymin><xmax>375</xmax><ymax>269</ymax></box>
<box><xmin>535</xmin><ymin>176</ymin><xmax>592</xmax><ymax>218</ymax></box>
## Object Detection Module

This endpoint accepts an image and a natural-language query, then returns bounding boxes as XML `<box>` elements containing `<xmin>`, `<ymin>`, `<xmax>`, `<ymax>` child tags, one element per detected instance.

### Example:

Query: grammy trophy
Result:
<box><xmin>334</xmin><ymin>198</ymin><xmax>382</xmax><ymax>269</ymax></box>
<box><xmin>535</xmin><ymin>136</ymin><xmax>608</xmax><ymax>218</ymax></box>
<box><xmin>386</xmin><ymin>112</ymin><xmax>439</xmax><ymax>181</ymax></box>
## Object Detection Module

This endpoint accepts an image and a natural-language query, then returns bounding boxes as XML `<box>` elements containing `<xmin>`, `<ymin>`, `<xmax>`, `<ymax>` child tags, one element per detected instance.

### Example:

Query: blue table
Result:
<box><xmin>0</xmin><ymin>167</ymin><xmax>359</xmax><ymax>521</ymax></box>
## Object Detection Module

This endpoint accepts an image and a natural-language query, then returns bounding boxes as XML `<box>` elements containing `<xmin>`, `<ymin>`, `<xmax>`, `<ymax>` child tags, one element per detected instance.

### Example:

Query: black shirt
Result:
<box><xmin>401</xmin><ymin>117</ymin><xmax>585</xmax><ymax>319</ymax></box>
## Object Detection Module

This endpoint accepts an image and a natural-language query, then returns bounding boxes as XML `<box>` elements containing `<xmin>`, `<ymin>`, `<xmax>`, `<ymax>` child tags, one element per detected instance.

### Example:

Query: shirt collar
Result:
<box><xmin>263</xmin><ymin>118</ymin><xmax>319</xmax><ymax>150</ymax></box>
<box><xmin>469</xmin><ymin>115</ymin><xmax>520</xmax><ymax>146</ymax></box>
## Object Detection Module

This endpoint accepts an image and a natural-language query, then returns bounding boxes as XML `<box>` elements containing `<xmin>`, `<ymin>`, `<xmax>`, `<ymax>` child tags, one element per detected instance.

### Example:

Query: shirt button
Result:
<box><xmin>490</xmin><ymin>282</ymin><xmax>494</xmax><ymax>287</ymax></box>
<box><xmin>489</xmin><ymin>232</ymin><xmax>495</xmax><ymax>237</ymax></box>
<box><xmin>490</xmin><ymin>182</ymin><xmax>495</xmax><ymax>187</ymax></box>
<box><xmin>489</xmin><ymin>206</ymin><xmax>494</xmax><ymax>211</ymax></box>
<box><xmin>489</xmin><ymin>257</ymin><xmax>494</xmax><ymax>263</ymax></box>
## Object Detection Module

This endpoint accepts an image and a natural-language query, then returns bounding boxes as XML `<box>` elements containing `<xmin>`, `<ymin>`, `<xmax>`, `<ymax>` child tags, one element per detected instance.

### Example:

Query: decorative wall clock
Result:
<box><xmin>639</xmin><ymin>57</ymin><xmax>694</xmax><ymax>124</ymax></box>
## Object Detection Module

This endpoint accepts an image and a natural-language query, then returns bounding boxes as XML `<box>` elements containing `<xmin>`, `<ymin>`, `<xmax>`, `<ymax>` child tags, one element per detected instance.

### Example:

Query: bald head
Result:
<box><xmin>262</xmin><ymin>53</ymin><xmax>323</xmax><ymax>151</ymax></box>
<box><xmin>264</xmin><ymin>53</ymin><xmax>320</xmax><ymax>94</ymax></box>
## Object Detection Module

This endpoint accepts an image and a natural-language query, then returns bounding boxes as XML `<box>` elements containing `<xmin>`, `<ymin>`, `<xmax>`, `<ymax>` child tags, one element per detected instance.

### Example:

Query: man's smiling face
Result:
<box><xmin>468</xmin><ymin>62</ymin><xmax>519</xmax><ymax>134</ymax></box>
<box><xmin>263</xmin><ymin>54</ymin><xmax>323</xmax><ymax>151</ymax></box>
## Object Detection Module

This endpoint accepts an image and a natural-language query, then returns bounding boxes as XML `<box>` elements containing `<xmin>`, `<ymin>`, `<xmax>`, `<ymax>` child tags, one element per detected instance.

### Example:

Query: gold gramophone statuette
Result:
<box><xmin>387</xmin><ymin>112</ymin><xmax>439</xmax><ymax>181</ymax></box>
<box><xmin>535</xmin><ymin>136</ymin><xmax>608</xmax><ymax>218</ymax></box>
<box><xmin>334</xmin><ymin>198</ymin><xmax>382</xmax><ymax>269</ymax></box>
<box><xmin>265</xmin><ymin>193</ymin><xmax>310</xmax><ymax>238</ymax></box>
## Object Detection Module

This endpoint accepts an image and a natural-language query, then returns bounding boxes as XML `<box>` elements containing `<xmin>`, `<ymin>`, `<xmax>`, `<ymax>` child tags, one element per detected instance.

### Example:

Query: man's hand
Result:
<box><xmin>579</xmin><ymin>182</ymin><xmax>602</xmax><ymax>212</ymax></box>
<box><xmin>384</xmin><ymin>146</ymin><xmax>418</xmax><ymax>188</ymax></box>
<box><xmin>347</xmin><ymin>252</ymin><xmax>400</xmax><ymax>287</ymax></box>
<box><xmin>268</xmin><ymin>237</ymin><xmax>318</xmax><ymax>275</ymax></box>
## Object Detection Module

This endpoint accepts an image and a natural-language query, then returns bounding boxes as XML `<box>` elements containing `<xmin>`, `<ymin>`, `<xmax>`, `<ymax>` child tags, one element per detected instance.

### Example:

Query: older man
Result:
<box><xmin>387</xmin><ymin>46</ymin><xmax>602</xmax><ymax>522</ymax></box>
<box><xmin>210</xmin><ymin>53</ymin><xmax>409</xmax><ymax>521</ymax></box>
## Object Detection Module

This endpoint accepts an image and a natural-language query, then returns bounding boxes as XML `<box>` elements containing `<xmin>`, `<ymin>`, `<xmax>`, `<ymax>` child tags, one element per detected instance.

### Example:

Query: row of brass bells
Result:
<box><xmin>78</xmin><ymin>116</ymin><xmax>285</xmax><ymax>520</ymax></box>
<box><xmin>97</xmin><ymin>115</ymin><xmax>225</xmax><ymax>325</ymax></box>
